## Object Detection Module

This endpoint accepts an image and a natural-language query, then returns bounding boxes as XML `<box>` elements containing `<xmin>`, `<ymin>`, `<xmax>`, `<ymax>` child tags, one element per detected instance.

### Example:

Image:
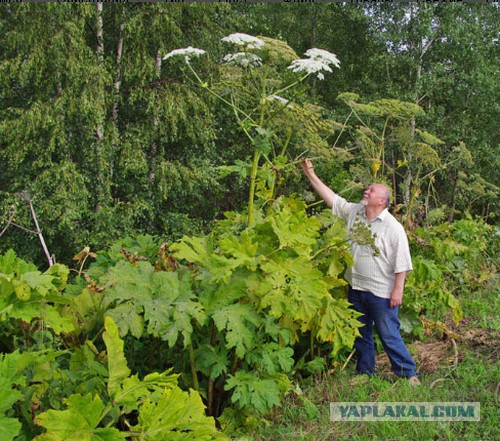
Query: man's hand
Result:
<box><xmin>390</xmin><ymin>271</ymin><xmax>407</xmax><ymax>308</ymax></box>
<box><xmin>299</xmin><ymin>158</ymin><xmax>335</xmax><ymax>208</ymax></box>
<box><xmin>389</xmin><ymin>289</ymin><xmax>403</xmax><ymax>308</ymax></box>
<box><xmin>300</xmin><ymin>159</ymin><xmax>315</xmax><ymax>176</ymax></box>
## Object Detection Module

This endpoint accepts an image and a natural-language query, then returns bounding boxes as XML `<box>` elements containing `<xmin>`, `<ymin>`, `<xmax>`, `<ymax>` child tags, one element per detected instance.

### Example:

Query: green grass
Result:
<box><xmin>236</xmin><ymin>279</ymin><xmax>499</xmax><ymax>441</ymax></box>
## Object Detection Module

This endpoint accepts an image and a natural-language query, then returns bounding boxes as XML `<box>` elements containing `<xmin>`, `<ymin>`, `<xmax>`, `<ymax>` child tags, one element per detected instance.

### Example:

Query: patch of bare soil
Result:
<box><xmin>375</xmin><ymin>327</ymin><xmax>499</xmax><ymax>377</ymax></box>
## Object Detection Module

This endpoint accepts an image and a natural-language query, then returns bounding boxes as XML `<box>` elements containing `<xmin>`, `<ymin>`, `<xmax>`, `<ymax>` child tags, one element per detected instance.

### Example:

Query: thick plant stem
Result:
<box><xmin>310</xmin><ymin>330</ymin><xmax>316</xmax><ymax>361</ymax></box>
<box><xmin>247</xmin><ymin>150</ymin><xmax>261</xmax><ymax>228</ymax></box>
<box><xmin>189</xmin><ymin>342</ymin><xmax>199</xmax><ymax>391</ymax></box>
<box><xmin>207</xmin><ymin>324</ymin><xmax>217</xmax><ymax>416</ymax></box>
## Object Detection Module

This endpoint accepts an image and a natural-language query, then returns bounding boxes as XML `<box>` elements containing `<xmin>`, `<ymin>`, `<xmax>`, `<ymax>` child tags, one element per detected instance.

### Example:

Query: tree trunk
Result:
<box><xmin>111</xmin><ymin>5</ymin><xmax>125</xmax><ymax>181</ymax></box>
<box><xmin>95</xmin><ymin>2</ymin><xmax>105</xmax><ymax>211</ymax></box>
<box><xmin>148</xmin><ymin>48</ymin><xmax>162</xmax><ymax>183</ymax></box>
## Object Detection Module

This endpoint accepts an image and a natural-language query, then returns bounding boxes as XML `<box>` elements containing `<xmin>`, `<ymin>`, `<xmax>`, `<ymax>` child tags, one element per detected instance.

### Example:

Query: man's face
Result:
<box><xmin>361</xmin><ymin>184</ymin><xmax>388</xmax><ymax>208</ymax></box>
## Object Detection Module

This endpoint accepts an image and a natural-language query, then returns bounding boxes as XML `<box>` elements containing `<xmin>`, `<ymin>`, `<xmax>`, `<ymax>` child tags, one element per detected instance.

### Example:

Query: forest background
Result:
<box><xmin>1</xmin><ymin>2</ymin><xmax>498</xmax><ymax>264</ymax></box>
<box><xmin>0</xmin><ymin>2</ymin><xmax>499</xmax><ymax>441</ymax></box>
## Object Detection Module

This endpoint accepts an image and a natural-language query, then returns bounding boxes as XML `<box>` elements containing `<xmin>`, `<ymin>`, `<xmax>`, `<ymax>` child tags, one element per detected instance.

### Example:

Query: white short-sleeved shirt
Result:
<box><xmin>331</xmin><ymin>194</ymin><xmax>413</xmax><ymax>299</ymax></box>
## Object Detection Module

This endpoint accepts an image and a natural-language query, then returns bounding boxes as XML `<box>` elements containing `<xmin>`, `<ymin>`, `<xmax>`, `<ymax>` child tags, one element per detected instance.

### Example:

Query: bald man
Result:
<box><xmin>301</xmin><ymin>159</ymin><xmax>419</xmax><ymax>384</ymax></box>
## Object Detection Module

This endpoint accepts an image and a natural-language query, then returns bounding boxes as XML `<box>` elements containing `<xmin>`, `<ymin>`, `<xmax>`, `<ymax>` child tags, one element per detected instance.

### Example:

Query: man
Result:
<box><xmin>301</xmin><ymin>159</ymin><xmax>419</xmax><ymax>384</ymax></box>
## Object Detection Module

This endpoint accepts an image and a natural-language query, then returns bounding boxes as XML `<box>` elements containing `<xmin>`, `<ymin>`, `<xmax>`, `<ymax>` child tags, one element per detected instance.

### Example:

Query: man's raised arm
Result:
<box><xmin>300</xmin><ymin>159</ymin><xmax>336</xmax><ymax>208</ymax></box>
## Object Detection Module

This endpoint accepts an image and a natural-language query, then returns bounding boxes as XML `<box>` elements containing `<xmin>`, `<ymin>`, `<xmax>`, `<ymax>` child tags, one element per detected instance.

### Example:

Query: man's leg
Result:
<box><xmin>367</xmin><ymin>293</ymin><xmax>417</xmax><ymax>378</ymax></box>
<box><xmin>348</xmin><ymin>287</ymin><xmax>376</xmax><ymax>375</ymax></box>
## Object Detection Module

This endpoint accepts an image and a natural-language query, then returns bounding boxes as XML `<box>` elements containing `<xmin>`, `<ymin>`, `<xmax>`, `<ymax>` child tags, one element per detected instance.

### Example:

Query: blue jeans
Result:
<box><xmin>348</xmin><ymin>287</ymin><xmax>417</xmax><ymax>377</ymax></box>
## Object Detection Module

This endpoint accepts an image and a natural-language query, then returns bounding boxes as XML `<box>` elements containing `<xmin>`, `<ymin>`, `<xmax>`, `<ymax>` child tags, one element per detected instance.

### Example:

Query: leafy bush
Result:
<box><xmin>402</xmin><ymin>217</ymin><xmax>499</xmax><ymax>337</ymax></box>
<box><xmin>0</xmin><ymin>251</ymin><xmax>226</xmax><ymax>440</ymax></box>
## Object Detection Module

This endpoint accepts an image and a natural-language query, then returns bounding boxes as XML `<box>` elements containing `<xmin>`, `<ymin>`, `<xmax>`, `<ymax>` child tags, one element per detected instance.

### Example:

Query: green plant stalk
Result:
<box><xmin>189</xmin><ymin>342</ymin><xmax>199</xmax><ymax>391</ymax></box>
<box><xmin>311</xmin><ymin>240</ymin><xmax>350</xmax><ymax>259</ymax></box>
<box><xmin>267</xmin><ymin>130</ymin><xmax>293</xmax><ymax>202</ymax></box>
<box><xmin>341</xmin><ymin>348</ymin><xmax>356</xmax><ymax>371</ymax></box>
<box><xmin>247</xmin><ymin>150</ymin><xmax>261</xmax><ymax>228</ymax></box>
<box><xmin>207</xmin><ymin>323</ymin><xmax>217</xmax><ymax>416</ymax></box>
<box><xmin>247</xmin><ymin>69</ymin><xmax>269</xmax><ymax>228</ymax></box>
<box><xmin>380</xmin><ymin>116</ymin><xmax>389</xmax><ymax>176</ymax></box>
<box><xmin>405</xmin><ymin>164</ymin><xmax>422</xmax><ymax>229</ymax></box>
<box><xmin>186</xmin><ymin>61</ymin><xmax>254</xmax><ymax>123</ymax></box>
<box><xmin>349</xmin><ymin>105</ymin><xmax>383</xmax><ymax>143</ymax></box>
<box><xmin>333</xmin><ymin>109</ymin><xmax>354</xmax><ymax>149</ymax></box>
<box><xmin>271</xmin><ymin>73</ymin><xmax>309</xmax><ymax>97</ymax></box>
<box><xmin>310</xmin><ymin>329</ymin><xmax>315</xmax><ymax>361</ymax></box>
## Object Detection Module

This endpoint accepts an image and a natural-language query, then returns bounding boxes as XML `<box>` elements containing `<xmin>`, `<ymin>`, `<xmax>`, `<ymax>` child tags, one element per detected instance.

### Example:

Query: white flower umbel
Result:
<box><xmin>223</xmin><ymin>52</ymin><xmax>263</xmax><ymax>68</ymax></box>
<box><xmin>221</xmin><ymin>33</ymin><xmax>265</xmax><ymax>50</ymax></box>
<box><xmin>304</xmin><ymin>48</ymin><xmax>340</xmax><ymax>69</ymax></box>
<box><xmin>287</xmin><ymin>48</ymin><xmax>340</xmax><ymax>80</ymax></box>
<box><xmin>288</xmin><ymin>59</ymin><xmax>333</xmax><ymax>80</ymax></box>
<box><xmin>163</xmin><ymin>46</ymin><xmax>206</xmax><ymax>63</ymax></box>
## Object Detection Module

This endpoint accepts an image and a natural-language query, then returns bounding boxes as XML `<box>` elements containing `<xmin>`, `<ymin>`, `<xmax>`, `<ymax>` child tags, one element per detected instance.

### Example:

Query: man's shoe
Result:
<box><xmin>408</xmin><ymin>375</ymin><xmax>421</xmax><ymax>386</ymax></box>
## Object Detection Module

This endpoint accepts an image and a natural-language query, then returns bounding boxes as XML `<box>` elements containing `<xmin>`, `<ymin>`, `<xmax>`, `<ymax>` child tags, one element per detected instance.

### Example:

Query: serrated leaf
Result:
<box><xmin>106</xmin><ymin>301</ymin><xmax>143</xmax><ymax>338</ymax></box>
<box><xmin>259</xmin><ymin>256</ymin><xmax>327</xmax><ymax>331</ymax></box>
<box><xmin>195</xmin><ymin>344</ymin><xmax>229</xmax><ymax>380</ymax></box>
<box><xmin>172</xmin><ymin>236</ymin><xmax>238</xmax><ymax>283</ymax></box>
<box><xmin>327</xmin><ymin>249</ymin><xmax>345</xmax><ymax>278</ymax></box>
<box><xmin>0</xmin><ymin>386</ymin><xmax>23</xmax><ymax>414</ymax></box>
<box><xmin>102</xmin><ymin>262</ymin><xmax>203</xmax><ymax>346</ymax></box>
<box><xmin>0</xmin><ymin>415</ymin><xmax>22</xmax><ymax>441</ymax></box>
<box><xmin>102</xmin><ymin>261</ymin><xmax>155</xmax><ymax>307</ymax></box>
<box><xmin>135</xmin><ymin>387</ymin><xmax>227</xmax><ymax>440</ymax></box>
<box><xmin>13</xmin><ymin>279</ymin><xmax>30</xmax><ymax>300</ymax></box>
<box><xmin>218</xmin><ymin>229</ymin><xmax>258</xmax><ymax>269</ymax></box>
<box><xmin>269</xmin><ymin>199</ymin><xmax>320</xmax><ymax>251</ymax></box>
<box><xmin>245</xmin><ymin>342</ymin><xmax>294</xmax><ymax>375</ymax></box>
<box><xmin>42</xmin><ymin>306</ymin><xmax>75</xmax><ymax>334</ymax></box>
<box><xmin>254</xmin><ymin>128</ymin><xmax>274</xmax><ymax>155</ymax></box>
<box><xmin>225</xmin><ymin>371</ymin><xmax>281</xmax><ymax>414</ymax></box>
<box><xmin>170</xmin><ymin>235</ymin><xmax>210</xmax><ymax>266</ymax></box>
<box><xmin>102</xmin><ymin>317</ymin><xmax>131</xmax><ymax>400</ymax></box>
<box><xmin>316</xmin><ymin>297</ymin><xmax>363</xmax><ymax>356</ymax></box>
<box><xmin>34</xmin><ymin>393</ymin><xmax>126</xmax><ymax>441</ymax></box>
<box><xmin>44</xmin><ymin>263</ymin><xmax>69</xmax><ymax>291</ymax></box>
<box><xmin>199</xmin><ymin>274</ymin><xmax>247</xmax><ymax>313</ymax></box>
<box><xmin>21</xmin><ymin>271</ymin><xmax>54</xmax><ymax>297</ymax></box>
<box><xmin>212</xmin><ymin>304</ymin><xmax>261</xmax><ymax>358</ymax></box>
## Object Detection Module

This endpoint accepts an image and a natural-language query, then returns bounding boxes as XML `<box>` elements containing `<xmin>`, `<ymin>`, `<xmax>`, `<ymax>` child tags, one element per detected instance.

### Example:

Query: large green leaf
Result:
<box><xmin>212</xmin><ymin>304</ymin><xmax>261</xmax><ymax>358</ymax></box>
<box><xmin>102</xmin><ymin>317</ymin><xmax>131</xmax><ymax>400</ymax></box>
<box><xmin>245</xmin><ymin>342</ymin><xmax>294</xmax><ymax>375</ymax></box>
<box><xmin>195</xmin><ymin>344</ymin><xmax>229</xmax><ymax>380</ymax></box>
<box><xmin>315</xmin><ymin>297</ymin><xmax>363</xmax><ymax>356</ymax></box>
<box><xmin>269</xmin><ymin>199</ymin><xmax>320</xmax><ymax>252</ymax></box>
<box><xmin>225</xmin><ymin>371</ymin><xmax>282</xmax><ymax>414</ymax></box>
<box><xmin>105</xmin><ymin>301</ymin><xmax>143</xmax><ymax>339</ymax></box>
<box><xmin>34</xmin><ymin>393</ymin><xmax>126</xmax><ymax>441</ymax></box>
<box><xmin>258</xmin><ymin>256</ymin><xmax>328</xmax><ymax>330</ymax></box>
<box><xmin>0</xmin><ymin>416</ymin><xmax>22</xmax><ymax>441</ymax></box>
<box><xmin>102</xmin><ymin>262</ymin><xmax>204</xmax><ymax>346</ymax></box>
<box><xmin>0</xmin><ymin>252</ymin><xmax>73</xmax><ymax>334</ymax></box>
<box><xmin>172</xmin><ymin>235</ymin><xmax>243</xmax><ymax>284</ymax></box>
<box><xmin>135</xmin><ymin>387</ymin><xmax>228</xmax><ymax>440</ymax></box>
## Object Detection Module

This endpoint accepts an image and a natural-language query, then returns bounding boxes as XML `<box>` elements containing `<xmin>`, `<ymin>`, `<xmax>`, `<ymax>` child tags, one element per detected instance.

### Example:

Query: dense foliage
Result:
<box><xmin>1</xmin><ymin>3</ymin><xmax>498</xmax><ymax>266</ymax></box>
<box><xmin>0</xmin><ymin>3</ymin><xmax>498</xmax><ymax>439</ymax></box>
<box><xmin>0</xmin><ymin>215</ymin><xmax>497</xmax><ymax>438</ymax></box>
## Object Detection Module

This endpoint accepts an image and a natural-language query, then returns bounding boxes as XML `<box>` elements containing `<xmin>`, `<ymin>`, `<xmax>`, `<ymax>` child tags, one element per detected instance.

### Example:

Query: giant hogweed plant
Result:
<box><xmin>336</xmin><ymin>92</ymin><xmax>449</xmax><ymax>230</ymax></box>
<box><xmin>157</xmin><ymin>34</ymin><xmax>365</xmax><ymax>420</ymax></box>
<box><xmin>163</xmin><ymin>33</ymin><xmax>342</xmax><ymax>227</ymax></box>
